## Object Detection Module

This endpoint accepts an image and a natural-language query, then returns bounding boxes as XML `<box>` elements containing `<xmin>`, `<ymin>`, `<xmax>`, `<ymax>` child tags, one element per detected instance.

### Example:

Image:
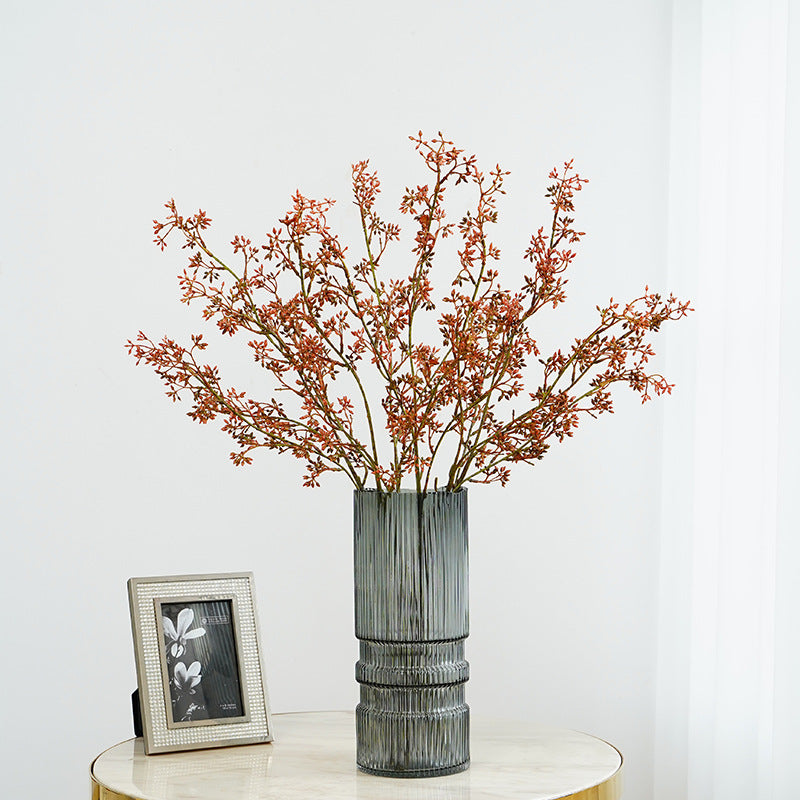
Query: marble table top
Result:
<box><xmin>91</xmin><ymin>711</ymin><xmax>622</xmax><ymax>800</ymax></box>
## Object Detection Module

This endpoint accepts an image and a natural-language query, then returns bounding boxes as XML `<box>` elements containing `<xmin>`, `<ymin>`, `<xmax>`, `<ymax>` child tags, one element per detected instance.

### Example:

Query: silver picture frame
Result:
<box><xmin>128</xmin><ymin>572</ymin><xmax>273</xmax><ymax>754</ymax></box>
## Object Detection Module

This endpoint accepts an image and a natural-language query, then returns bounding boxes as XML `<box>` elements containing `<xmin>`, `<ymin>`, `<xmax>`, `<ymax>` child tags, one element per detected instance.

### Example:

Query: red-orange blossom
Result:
<box><xmin>128</xmin><ymin>133</ymin><xmax>691</xmax><ymax>491</ymax></box>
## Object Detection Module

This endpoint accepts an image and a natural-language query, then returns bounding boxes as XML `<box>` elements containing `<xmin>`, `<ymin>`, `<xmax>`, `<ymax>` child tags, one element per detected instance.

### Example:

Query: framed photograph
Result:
<box><xmin>128</xmin><ymin>572</ymin><xmax>273</xmax><ymax>754</ymax></box>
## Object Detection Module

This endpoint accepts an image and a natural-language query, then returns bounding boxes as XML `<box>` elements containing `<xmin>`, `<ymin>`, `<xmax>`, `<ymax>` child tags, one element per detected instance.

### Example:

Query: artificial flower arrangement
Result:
<box><xmin>128</xmin><ymin>133</ymin><xmax>691</xmax><ymax>778</ymax></box>
<box><xmin>128</xmin><ymin>133</ymin><xmax>690</xmax><ymax>491</ymax></box>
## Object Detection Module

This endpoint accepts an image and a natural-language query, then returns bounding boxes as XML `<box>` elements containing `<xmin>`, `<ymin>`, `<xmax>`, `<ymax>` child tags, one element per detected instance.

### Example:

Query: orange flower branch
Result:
<box><xmin>128</xmin><ymin>133</ymin><xmax>691</xmax><ymax>491</ymax></box>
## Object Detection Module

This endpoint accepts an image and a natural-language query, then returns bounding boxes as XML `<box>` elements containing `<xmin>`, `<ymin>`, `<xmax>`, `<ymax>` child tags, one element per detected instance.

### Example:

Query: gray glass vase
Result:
<box><xmin>353</xmin><ymin>488</ymin><xmax>470</xmax><ymax>777</ymax></box>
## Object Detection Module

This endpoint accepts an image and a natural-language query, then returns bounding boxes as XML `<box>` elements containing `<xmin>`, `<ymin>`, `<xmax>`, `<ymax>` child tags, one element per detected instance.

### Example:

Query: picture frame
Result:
<box><xmin>128</xmin><ymin>572</ymin><xmax>273</xmax><ymax>754</ymax></box>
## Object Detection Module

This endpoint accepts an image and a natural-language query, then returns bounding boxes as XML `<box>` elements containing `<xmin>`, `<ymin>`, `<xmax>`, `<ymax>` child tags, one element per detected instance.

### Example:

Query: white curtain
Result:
<box><xmin>656</xmin><ymin>1</ymin><xmax>798</xmax><ymax>798</ymax></box>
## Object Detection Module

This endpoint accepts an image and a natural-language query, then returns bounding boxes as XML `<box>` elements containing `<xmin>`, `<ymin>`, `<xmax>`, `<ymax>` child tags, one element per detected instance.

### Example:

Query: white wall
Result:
<box><xmin>0</xmin><ymin>2</ymin><xmax>677</xmax><ymax>797</ymax></box>
<box><xmin>774</xmin><ymin>6</ymin><xmax>800</xmax><ymax>796</ymax></box>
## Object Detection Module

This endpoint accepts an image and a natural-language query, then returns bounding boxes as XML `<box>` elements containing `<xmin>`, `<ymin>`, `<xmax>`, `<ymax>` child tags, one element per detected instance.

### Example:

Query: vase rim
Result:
<box><xmin>354</xmin><ymin>487</ymin><xmax>467</xmax><ymax>495</ymax></box>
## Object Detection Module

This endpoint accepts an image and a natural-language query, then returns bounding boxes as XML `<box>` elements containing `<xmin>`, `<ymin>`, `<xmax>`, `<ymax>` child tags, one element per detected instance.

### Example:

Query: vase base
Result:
<box><xmin>355</xmin><ymin>701</ymin><xmax>470</xmax><ymax>779</ymax></box>
<box><xmin>357</xmin><ymin>760</ymin><xmax>470</xmax><ymax>779</ymax></box>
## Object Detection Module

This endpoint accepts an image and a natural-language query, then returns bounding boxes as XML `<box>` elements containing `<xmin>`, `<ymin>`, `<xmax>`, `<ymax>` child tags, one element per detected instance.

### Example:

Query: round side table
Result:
<box><xmin>91</xmin><ymin>711</ymin><xmax>623</xmax><ymax>800</ymax></box>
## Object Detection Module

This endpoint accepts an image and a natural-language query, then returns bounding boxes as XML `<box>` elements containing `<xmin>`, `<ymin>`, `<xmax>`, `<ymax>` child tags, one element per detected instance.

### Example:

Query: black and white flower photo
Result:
<box><xmin>160</xmin><ymin>599</ymin><xmax>246</xmax><ymax>723</ymax></box>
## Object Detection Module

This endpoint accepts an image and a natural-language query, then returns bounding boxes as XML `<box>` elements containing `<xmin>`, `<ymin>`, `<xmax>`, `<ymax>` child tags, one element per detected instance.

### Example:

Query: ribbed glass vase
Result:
<box><xmin>353</xmin><ymin>489</ymin><xmax>470</xmax><ymax>778</ymax></box>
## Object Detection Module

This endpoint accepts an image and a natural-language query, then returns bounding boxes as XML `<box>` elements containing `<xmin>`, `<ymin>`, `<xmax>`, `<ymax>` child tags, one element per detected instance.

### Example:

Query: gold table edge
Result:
<box><xmin>90</xmin><ymin>769</ymin><xmax>622</xmax><ymax>800</ymax></box>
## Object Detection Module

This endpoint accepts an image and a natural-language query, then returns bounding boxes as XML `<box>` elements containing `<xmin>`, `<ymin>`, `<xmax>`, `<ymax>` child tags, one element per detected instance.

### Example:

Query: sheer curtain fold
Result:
<box><xmin>657</xmin><ymin>0</ymin><xmax>793</xmax><ymax>798</ymax></box>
